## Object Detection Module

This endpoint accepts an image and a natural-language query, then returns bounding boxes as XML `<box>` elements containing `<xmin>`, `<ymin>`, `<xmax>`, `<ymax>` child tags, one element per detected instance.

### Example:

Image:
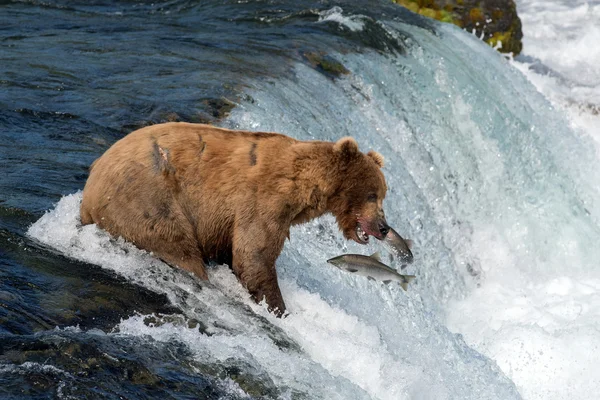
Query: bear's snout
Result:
<box><xmin>357</xmin><ymin>214</ymin><xmax>389</xmax><ymax>242</ymax></box>
<box><xmin>378</xmin><ymin>221</ymin><xmax>390</xmax><ymax>237</ymax></box>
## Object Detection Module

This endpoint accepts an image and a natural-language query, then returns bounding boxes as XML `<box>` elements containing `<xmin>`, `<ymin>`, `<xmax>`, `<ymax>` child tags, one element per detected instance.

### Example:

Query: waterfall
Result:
<box><xmin>23</xmin><ymin>3</ymin><xmax>600</xmax><ymax>399</ymax></box>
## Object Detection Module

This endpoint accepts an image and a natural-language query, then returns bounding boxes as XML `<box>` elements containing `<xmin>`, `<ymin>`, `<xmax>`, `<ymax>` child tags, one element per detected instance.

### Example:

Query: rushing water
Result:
<box><xmin>2</xmin><ymin>0</ymin><xmax>599</xmax><ymax>399</ymax></box>
<box><xmin>446</xmin><ymin>1</ymin><xmax>600</xmax><ymax>399</ymax></box>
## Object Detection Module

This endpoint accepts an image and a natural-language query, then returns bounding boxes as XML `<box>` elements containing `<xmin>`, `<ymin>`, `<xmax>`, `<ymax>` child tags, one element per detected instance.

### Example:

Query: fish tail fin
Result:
<box><xmin>401</xmin><ymin>275</ymin><xmax>416</xmax><ymax>291</ymax></box>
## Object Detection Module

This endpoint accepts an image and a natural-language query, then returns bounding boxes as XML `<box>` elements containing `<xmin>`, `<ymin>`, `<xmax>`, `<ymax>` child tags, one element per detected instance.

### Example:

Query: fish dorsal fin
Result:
<box><xmin>370</xmin><ymin>251</ymin><xmax>382</xmax><ymax>262</ymax></box>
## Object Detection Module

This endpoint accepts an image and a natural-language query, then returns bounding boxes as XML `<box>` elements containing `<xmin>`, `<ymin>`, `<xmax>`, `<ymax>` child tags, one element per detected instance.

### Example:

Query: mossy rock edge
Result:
<box><xmin>393</xmin><ymin>0</ymin><xmax>523</xmax><ymax>55</ymax></box>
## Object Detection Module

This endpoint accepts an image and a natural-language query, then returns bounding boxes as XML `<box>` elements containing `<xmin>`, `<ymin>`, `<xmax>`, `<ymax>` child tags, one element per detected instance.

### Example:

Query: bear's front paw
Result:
<box><xmin>267</xmin><ymin>299</ymin><xmax>287</xmax><ymax>318</ymax></box>
<box><xmin>252</xmin><ymin>290</ymin><xmax>287</xmax><ymax>318</ymax></box>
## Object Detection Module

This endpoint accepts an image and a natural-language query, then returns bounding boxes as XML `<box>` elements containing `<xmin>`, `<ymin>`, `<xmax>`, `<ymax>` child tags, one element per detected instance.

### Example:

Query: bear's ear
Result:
<box><xmin>333</xmin><ymin>137</ymin><xmax>359</xmax><ymax>159</ymax></box>
<box><xmin>367</xmin><ymin>150</ymin><xmax>385</xmax><ymax>168</ymax></box>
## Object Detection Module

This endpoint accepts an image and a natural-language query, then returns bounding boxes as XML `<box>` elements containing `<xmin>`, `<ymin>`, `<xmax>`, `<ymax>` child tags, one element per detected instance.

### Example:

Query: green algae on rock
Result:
<box><xmin>392</xmin><ymin>0</ymin><xmax>523</xmax><ymax>55</ymax></box>
<box><xmin>303</xmin><ymin>51</ymin><xmax>350</xmax><ymax>79</ymax></box>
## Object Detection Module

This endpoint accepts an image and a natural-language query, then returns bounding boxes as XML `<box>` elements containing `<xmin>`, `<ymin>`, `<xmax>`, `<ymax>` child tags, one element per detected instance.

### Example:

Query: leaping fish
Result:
<box><xmin>327</xmin><ymin>252</ymin><xmax>416</xmax><ymax>291</ymax></box>
<box><xmin>383</xmin><ymin>227</ymin><xmax>414</xmax><ymax>268</ymax></box>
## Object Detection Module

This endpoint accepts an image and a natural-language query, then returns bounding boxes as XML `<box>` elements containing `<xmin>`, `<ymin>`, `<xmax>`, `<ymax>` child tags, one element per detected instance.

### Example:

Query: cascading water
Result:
<box><xmin>2</xmin><ymin>0</ymin><xmax>599</xmax><ymax>399</ymax></box>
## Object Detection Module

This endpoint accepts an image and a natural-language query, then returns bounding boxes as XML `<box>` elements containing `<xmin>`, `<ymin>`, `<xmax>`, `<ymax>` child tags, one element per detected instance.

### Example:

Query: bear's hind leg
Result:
<box><xmin>80</xmin><ymin>207</ymin><xmax>93</xmax><ymax>225</ymax></box>
<box><xmin>153</xmin><ymin>248</ymin><xmax>209</xmax><ymax>281</ymax></box>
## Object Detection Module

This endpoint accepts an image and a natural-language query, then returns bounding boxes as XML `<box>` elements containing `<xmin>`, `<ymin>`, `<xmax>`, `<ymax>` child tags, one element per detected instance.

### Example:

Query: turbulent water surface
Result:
<box><xmin>1</xmin><ymin>0</ymin><xmax>599</xmax><ymax>399</ymax></box>
<box><xmin>446</xmin><ymin>1</ymin><xmax>600</xmax><ymax>399</ymax></box>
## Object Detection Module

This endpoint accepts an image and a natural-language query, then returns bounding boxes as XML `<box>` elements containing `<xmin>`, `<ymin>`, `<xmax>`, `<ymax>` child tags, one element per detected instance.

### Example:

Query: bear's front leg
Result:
<box><xmin>241</xmin><ymin>265</ymin><xmax>286</xmax><ymax>317</ymax></box>
<box><xmin>232</xmin><ymin>217</ymin><xmax>287</xmax><ymax>317</ymax></box>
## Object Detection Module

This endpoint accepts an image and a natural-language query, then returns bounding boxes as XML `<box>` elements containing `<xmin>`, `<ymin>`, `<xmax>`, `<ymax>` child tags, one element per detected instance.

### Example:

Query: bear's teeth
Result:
<box><xmin>356</xmin><ymin>225</ymin><xmax>369</xmax><ymax>242</ymax></box>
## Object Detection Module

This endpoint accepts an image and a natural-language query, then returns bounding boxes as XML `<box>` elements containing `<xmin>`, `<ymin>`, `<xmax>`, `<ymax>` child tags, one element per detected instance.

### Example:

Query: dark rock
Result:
<box><xmin>393</xmin><ymin>0</ymin><xmax>523</xmax><ymax>55</ymax></box>
<box><xmin>119</xmin><ymin>97</ymin><xmax>237</xmax><ymax>132</ymax></box>
<box><xmin>0</xmin><ymin>228</ymin><xmax>181</xmax><ymax>336</ymax></box>
<box><xmin>0</xmin><ymin>333</ymin><xmax>250</xmax><ymax>399</ymax></box>
<box><xmin>303</xmin><ymin>52</ymin><xmax>350</xmax><ymax>78</ymax></box>
<box><xmin>199</xmin><ymin>97</ymin><xmax>237</xmax><ymax>122</ymax></box>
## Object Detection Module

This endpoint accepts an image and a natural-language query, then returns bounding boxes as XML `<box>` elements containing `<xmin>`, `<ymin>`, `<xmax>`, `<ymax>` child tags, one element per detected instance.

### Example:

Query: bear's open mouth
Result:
<box><xmin>355</xmin><ymin>225</ymin><xmax>369</xmax><ymax>244</ymax></box>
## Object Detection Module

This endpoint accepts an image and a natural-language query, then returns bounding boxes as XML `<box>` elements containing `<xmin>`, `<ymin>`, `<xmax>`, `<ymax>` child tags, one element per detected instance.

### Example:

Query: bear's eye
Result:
<box><xmin>367</xmin><ymin>193</ymin><xmax>377</xmax><ymax>202</ymax></box>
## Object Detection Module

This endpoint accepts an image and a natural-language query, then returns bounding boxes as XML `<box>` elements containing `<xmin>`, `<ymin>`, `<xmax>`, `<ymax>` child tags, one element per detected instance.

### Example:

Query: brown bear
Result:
<box><xmin>80</xmin><ymin>122</ymin><xmax>390</xmax><ymax>316</ymax></box>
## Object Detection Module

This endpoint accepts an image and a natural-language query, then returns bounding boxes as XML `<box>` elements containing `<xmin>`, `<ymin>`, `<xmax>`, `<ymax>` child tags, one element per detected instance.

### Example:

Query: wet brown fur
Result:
<box><xmin>80</xmin><ymin>123</ymin><xmax>388</xmax><ymax>316</ymax></box>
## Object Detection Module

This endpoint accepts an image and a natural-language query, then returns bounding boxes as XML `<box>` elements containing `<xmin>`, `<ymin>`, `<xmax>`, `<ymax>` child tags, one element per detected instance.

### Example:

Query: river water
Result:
<box><xmin>1</xmin><ymin>0</ymin><xmax>598</xmax><ymax>399</ymax></box>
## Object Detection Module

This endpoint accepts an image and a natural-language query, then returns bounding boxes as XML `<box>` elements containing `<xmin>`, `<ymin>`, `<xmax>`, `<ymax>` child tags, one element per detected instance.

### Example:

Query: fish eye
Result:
<box><xmin>367</xmin><ymin>193</ymin><xmax>377</xmax><ymax>202</ymax></box>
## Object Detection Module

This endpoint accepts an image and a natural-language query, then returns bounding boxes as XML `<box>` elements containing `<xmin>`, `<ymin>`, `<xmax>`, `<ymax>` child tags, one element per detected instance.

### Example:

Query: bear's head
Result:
<box><xmin>329</xmin><ymin>137</ymin><xmax>389</xmax><ymax>245</ymax></box>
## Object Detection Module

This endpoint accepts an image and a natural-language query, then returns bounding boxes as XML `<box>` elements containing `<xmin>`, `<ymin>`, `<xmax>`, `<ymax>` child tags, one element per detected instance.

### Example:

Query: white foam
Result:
<box><xmin>318</xmin><ymin>6</ymin><xmax>365</xmax><ymax>32</ymax></box>
<box><xmin>447</xmin><ymin>271</ymin><xmax>600</xmax><ymax>400</ymax></box>
<box><xmin>0</xmin><ymin>361</ymin><xmax>71</xmax><ymax>377</ymax></box>
<box><xmin>442</xmin><ymin>2</ymin><xmax>600</xmax><ymax>398</ymax></box>
<box><xmin>517</xmin><ymin>0</ymin><xmax>600</xmax><ymax>87</ymax></box>
<box><xmin>210</xmin><ymin>270</ymin><xmax>416</xmax><ymax>400</ymax></box>
<box><xmin>511</xmin><ymin>0</ymin><xmax>600</xmax><ymax>144</ymax></box>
